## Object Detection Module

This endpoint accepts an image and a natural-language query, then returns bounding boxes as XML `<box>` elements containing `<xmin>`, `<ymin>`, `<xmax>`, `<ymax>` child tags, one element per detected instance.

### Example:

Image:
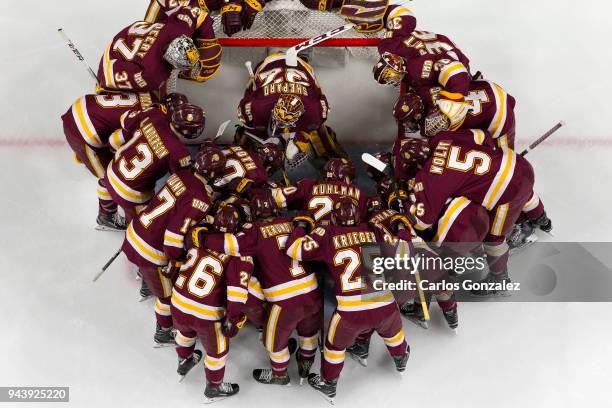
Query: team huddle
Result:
<box><xmin>61</xmin><ymin>0</ymin><xmax>553</xmax><ymax>404</ymax></box>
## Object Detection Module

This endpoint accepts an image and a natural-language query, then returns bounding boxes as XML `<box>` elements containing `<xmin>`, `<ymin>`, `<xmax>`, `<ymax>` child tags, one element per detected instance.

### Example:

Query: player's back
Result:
<box><xmin>61</xmin><ymin>92</ymin><xmax>155</xmax><ymax>148</ymax></box>
<box><xmin>278</xmin><ymin>179</ymin><xmax>367</xmax><ymax>224</ymax></box>
<box><xmin>124</xmin><ymin>172</ymin><xmax>211</xmax><ymax>266</ymax></box>
<box><xmin>172</xmin><ymin>246</ymin><xmax>233</xmax><ymax>321</ymax></box>
<box><xmin>401</xmin><ymin>30</ymin><xmax>470</xmax><ymax>67</ymax></box>
<box><xmin>107</xmin><ymin>106</ymin><xmax>192</xmax><ymax>197</ymax></box>
<box><xmin>213</xmin><ymin>145</ymin><xmax>268</xmax><ymax>192</ymax></box>
<box><xmin>421</xmin><ymin>129</ymin><xmax>519</xmax><ymax>211</ymax></box>
<box><xmin>314</xmin><ymin>223</ymin><xmax>397</xmax><ymax>323</ymax></box>
<box><xmin>250</xmin><ymin>217</ymin><xmax>320</xmax><ymax>307</ymax></box>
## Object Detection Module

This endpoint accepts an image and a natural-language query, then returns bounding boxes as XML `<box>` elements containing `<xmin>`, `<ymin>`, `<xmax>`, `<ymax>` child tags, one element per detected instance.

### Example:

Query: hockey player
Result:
<box><xmin>285</xmin><ymin>197</ymin><xmax>409</xmax><ymax>402</ymax></box>
<box><xmin>122</xmin><ymin>146</ymin><xmax>221</xmax><ymax>345</ymax></box>
<box><xmin>61</xmin><ymin>91</ymin><xmax>155</xmax><ymax>230</ymax></box>
<box><xmin>394</xmin><ymin>93</ymin><xmax>553</xmax><ymax>246</ymax></box>
<box><xmin>212</xmin><ymin>143</ymin><xmax>285</xmax><ymax>197</ymax></box>
<box><xmin>235</xmin><ymin>54</ymin><xmax>346</xmax><ymax>169</ymax></box>
<box><xmin>198</xmin><ymin>192</ymin><xmax>322</xmax><ymax>385</ymax></box>
<box><xmin>397</xmin><ymin>132</ymin><xmax>547</xmax><ymax>296</ymax></box>
<box><xmin>97</xmin><ymin>6</ymin><xmax>219</xmax><ymax>94</ymax></box>
<box><xmin>170</xmin><ymin>204</ymin><xmax>252</xmax><ymax>402</ymax></box>
<box><xmin>271</xmin><ymin>158</ymin><xmax>368</xmax><ymax>224</ymax></box>
<box><xmin>145</xmin><ymin>0</ymin><xmax>265</xmax><ymax>38</ymax></box>
<box><xmin>104</xmin><ymin>103</ymin><xmax>211</xmax><ymax>222</ymax></box>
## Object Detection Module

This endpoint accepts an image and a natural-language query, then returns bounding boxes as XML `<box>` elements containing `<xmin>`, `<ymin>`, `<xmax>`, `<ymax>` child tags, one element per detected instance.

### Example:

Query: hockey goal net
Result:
<box><xmin>211</xmin><ymin>0</ymin><xmax>382</xmax><ymax>64</ymax></box>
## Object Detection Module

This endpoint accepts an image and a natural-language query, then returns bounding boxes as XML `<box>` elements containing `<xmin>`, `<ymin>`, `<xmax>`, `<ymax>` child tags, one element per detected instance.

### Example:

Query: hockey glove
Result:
<box><xmin>221</xmin><ymin>0</ymin><xmax>243</xmax><ymax>37</ymax></box>
<box><xmin>242</xmin><ymin>0</ymin><xmax>264</xmax><ymax>29</ymax></box>
<box><xmin>222</xmin><ymin>314</ymin><xmax>248</xmax><ymax>338</ymax></box>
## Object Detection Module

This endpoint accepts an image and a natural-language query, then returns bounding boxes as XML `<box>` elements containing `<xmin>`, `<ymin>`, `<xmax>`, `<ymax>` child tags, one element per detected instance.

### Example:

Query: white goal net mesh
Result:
<box><xmin>211</xmin><ymin>0</ymin><xmax>382</xmax><ymax>64</ymax></box>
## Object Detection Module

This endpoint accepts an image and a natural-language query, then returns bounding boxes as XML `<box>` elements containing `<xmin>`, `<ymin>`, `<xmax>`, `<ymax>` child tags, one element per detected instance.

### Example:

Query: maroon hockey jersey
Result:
<box><xmin>237</xmin><ymin>54</ymin><xmax>328</xmax><ymax>138</ymax></box>
<box><xmin>171</xmin><ymin>245</ymin><xmax>254</xmax><ymax>322</ymax></box>
<box><xmin>415</xmin><ymin>80</ymin><xmax>517</xmax><ymax>148</ymax></box>
<box><xmin>272</xmin><ymin>179</ymin><xmax>368</xmax><ymax>224</ymax></box>
<box><xmin>409</xmin><ymin>129</ymin><xmax>529</xmax><ymax>230</ymax></box>
<box><xmin>123</xmin><ymin>172</ymin><xmax>212</xmax><ymax>266</ymax></box>
<box><xmin>61</xmin><ymin>92</ymin><xmax>155</xmax><ymax>149</ymax></box>
<box><xmin>203</xmin><ymin>216</ymin><xmax>320</xmax><ymax>308</ymax></box>
<box><xmin>105</xmin><ymin>106</ymin><xmax>193</xmax><ymax>205</ymax></box>
<box><xmin>97</xmin><ymin>10</ymin><xmax>214</xmax><ymax>92</ymax></box>
<box><xmin>286</xmin><ymin>223</ymin><xmax>400</xmax><ymax>323</ymax></box>
<box><xmin>212</xmin><ymin>145</ymin><xmax>269</xmax><ymax>195</ymax></box>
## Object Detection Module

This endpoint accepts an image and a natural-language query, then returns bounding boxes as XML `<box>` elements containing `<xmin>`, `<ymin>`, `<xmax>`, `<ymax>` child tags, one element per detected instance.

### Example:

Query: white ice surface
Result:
<box><xmin>1</xmin><ymin>0</ymin><xmax>611</xmax><ymax>407</ymax></box>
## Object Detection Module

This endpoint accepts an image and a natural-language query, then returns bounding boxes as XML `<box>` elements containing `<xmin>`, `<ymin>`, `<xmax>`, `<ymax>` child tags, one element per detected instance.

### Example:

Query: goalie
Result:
<box><xmin>234</xmin><ymin>54</ymin><xmax>348</xmax><ymax>170</ymax></box>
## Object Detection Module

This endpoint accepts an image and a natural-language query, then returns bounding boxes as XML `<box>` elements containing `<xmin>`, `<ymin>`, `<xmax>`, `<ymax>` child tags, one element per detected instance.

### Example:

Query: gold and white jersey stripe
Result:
<box><xmin>262</xmin><ymin>273</ymin><xmax>318</xmax><ymax>303</ymax></box>
<box><xmin>126</xmin><ymin>223</ymin><xmax>167</xmax><ymax>265</ymax></box>
<box><xmin>487</xmin><ymin>81</ymin><xmax>510</xmax><ymax>140</ymax></box>
<box><xmin>438</xmin><ymin>61</ymin><xmax>469</xmax><ymax>88</ymax></box>
<box><xmin>248</xmin><ymin>276</ymin><xmax>265</xmax><ymax>300</ymax></box>
<box><xmin>171</xmin><ymin>290</ymin><xmax>226</xmax><ymax>321</ymax></box>
<box><xmin>227</xmin><ymin>285</ymin><xmax>248</xmax><ymax>303</ymax></box>
<box><xmin>481</xmin><ymin>148</ymin><xmax>517</xmax><ymax>210</ymax></box>
<box><xmin>336</xmin><ymin>291</ymin><xmax>395</xmax><ymax>313</ymax></box>
<box><xmin>71</xmin><ymin>97</ymin><xmax>103</xmax><ymax>148</ymax></box>
<box><xmin>106</xmin><ymin>164</ymin><xmax>154</xmax><ymax>204</ymax></box>
<box><xmin>163</xmin><ymin>230</ymin><xmax>184</xmax><ymax>249</ymax></box>
<box><xmin>102</xmin><ymin>43</ymin><xmax>116</xmax><ymax>89</ymax></box>
<box><xmin>433</xmin><ymin>197</ymin><xmax>471</xmax><ymax>246</ymax></box>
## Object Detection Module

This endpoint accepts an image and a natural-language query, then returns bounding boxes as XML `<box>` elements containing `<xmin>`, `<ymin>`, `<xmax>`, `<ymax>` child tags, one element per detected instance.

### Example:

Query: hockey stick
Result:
<box><xmin>520</xmin><ymin>121</ymin><xmax>565</xmax><ymax>156</ymax></box>
<box><xmin>212</xmin><ymin>120</ymin><xmax>232</xmax><ymax>143</ymax></box>
<box><xmin>286</xmin><ymin>23</ymin><xmax>356</xmax><ymax>67</ymax></box>
<box><xmin>57</xmin><ymin>28</ymin><xmax>99</xmax><ymax>84</ymax></box>
<box><xmin>245</xmin><ymin>60</ymin><xmax>255</xmax><ymax>78</ymax></box>
<box><xmin>244</xmin><ymin>129</ymin><xmax>292</xmax><ymax>186</ymax></box>
<box><xmin>361</xmin><ymin>153</ymin><xmax>430</xmax><ymax>322</ymax></box>
<box><xmin>93</xmin><ymin>248</ymin><xmax>122</xmax><ymax>282</ymax></box>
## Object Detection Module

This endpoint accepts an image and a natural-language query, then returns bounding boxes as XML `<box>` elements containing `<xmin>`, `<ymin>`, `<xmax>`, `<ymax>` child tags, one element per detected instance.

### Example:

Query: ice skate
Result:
<box><xmin>139</xmin><ymin>279</ymin><xmax>152</xmax><ymax>301</ymax></box>
<box><xmin>399</xmin><ymin>302</ymin><xmax>429</xmax><ymax>329</ymax></box>
<box><xmin>393</xmin><ymin>346</ymin><xmax>410</xmax><ymax>374</ymax></box>
<box><xmin>252</xmin><ymin>368</ymin><xmax>290</xmax><ymax>386</ymax></box>
<box><xmin>153</xmin><ymin>323</ymin><xmax>175</xmax><ymax>347</ymax></box>
<box><xmin>178</xmin><ymin>350</ymin><xmax>203</xmax><ymax>382</ymax></box>
<box><xmin>297</xmin><ymin>355</ymin><xmax>314</xmax><ymax>385</ymax></box>
<box><xmin>95</xmin><ymin>212</ymin><xmax>127</xmax><ymax>231</ymax></box>
<box><xmin>204</xmin><ymin>381</ymin><xmax>239</xmax><ymax>404</ymax></box>
<box><xmin>346</xmin><ymin>341</ymin><xmax>370</xmax><ymax>367</ymax></box>
<box><xmin>508</xmin><ymin>221</ymin><xmax>537</xmax><ymax>254</ymax></box>
<box><xmin>442</xmin><ymin>307</ymin><xmax>459</xmax><ymax>333</ymax></box>
<box><xmin>307</xmin><ymin>373</ymin><xmax>336</xmax><ymax>405</ymax></box>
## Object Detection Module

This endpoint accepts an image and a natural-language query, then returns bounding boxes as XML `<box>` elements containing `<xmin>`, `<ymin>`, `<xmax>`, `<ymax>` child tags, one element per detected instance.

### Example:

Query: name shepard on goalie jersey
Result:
<box><xmin>263</xmin><ymin>82</ymin><xmax>310</xmax><ymax>97</ymax></box>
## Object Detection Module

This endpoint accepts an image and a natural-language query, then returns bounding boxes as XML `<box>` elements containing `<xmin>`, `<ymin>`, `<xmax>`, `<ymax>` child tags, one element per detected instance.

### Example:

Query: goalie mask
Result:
<box><xmin>271</xmin><ymin>94</ymin><xmax>305</xmax><ymax>130</ymax></box>
<box><xmin>332</xmin><ymin>197</ymin><xmax>361</xmax><ymax>226</ymax></box>
<box><xmin>171</xmin><ymin>103</ymin><xmax>206</xmax><ymax>140</ymax></box>
<box><xmin>164</xmin><ymin>35</ymin><xmax>200</xmax><ymax>70</ymax></box>
<box><xmin>373</xmin><ymin>52</ymin><xmax>406</xmax><ymax>87</ymax></box>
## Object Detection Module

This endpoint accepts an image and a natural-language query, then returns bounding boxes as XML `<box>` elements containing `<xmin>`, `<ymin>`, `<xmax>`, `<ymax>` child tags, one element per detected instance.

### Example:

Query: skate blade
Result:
<box><xmin>179</xmin><ymin>375</ymin><xmax>186</xmax><ymax>383</ymax></box>
<box><xmin>95</xmin><ymin>224</ymin><xmax>125</xmax><ymax>232</ymax></box>
<box><xmin>348</xmin><ymin>354</ymin><xmax>368</xmax><ymax>367</ymax></box>
<box><xmin>469</xmin><ymin>291</ymin><xmax>512</xmax><ymax>299</ymax></box>
<box><xmin>300</xmin><ymin>377</ymin><xmax>304</xmax><ymax>386</ymax></box>
<box><xmin>153</xmin><ymin>342</ymin><xmax>175</xmax><ymax>349</ymax></box>
<box><xmin>314</xmin><ymin>391</ymin><xmax>335</xmax><ymax>405</ymax></box>
<box><xmin>452</xmin><ymin>328</ymin><xmax>458</xmax><ymax>335</ymax></box>
<box><xmin>139</xmin><ymin>295</ymin><xmax>152</xmax><ymax>302</ymax></box>
<box><xmin>204</xmin><ymin>396</ymin><xmax>229</xmax><ymax>404</ymax></box>
<box><xmin>509</xmin><ymin>234</ymin><xmax>538</xmax><ymax>255</ymax></box>
<box><xmin>407</xmin><ymin>317</ymin><xmax>429</xmax><ymax>329</ymax></box>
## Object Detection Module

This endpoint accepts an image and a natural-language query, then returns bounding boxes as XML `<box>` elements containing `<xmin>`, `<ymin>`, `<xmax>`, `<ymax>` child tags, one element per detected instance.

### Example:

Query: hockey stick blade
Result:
<box><xmin>286</xmin><ymin>23</ymin><xmax>356</xmax><ymax>67</ymax></box>
<box><xmin>361</xmin><ymin>153</ymin><xmax>388</xmax><ymax>174</ymax></box>
<box><xmin>213</xmin><ymin>120</ymin><xmax>231</xmax><ymax>142</ymax></box>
